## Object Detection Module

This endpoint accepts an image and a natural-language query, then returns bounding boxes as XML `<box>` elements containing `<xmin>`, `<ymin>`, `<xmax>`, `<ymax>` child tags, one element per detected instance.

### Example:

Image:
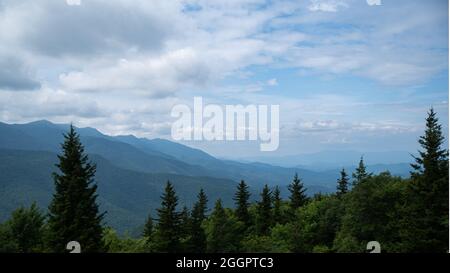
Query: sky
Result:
<box><xmin>0</xmin><ymin>0</ymin><xmax>448</xmax><ymax>158</ymax></box>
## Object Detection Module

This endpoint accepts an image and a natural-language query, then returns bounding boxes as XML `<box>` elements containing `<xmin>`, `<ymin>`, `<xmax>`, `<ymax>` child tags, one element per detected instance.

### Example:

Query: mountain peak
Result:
<box><xmin>25</xmin><ymin>119</ymin><xmax>55</xmax><ymax>126</ymax></box>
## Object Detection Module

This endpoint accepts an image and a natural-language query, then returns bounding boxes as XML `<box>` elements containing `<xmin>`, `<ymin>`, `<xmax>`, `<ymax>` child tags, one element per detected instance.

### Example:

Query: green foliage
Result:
<box><xmin>0</xmin><ymin>203</ymin><xmax>46</xmax><ymax>252</ymax></box>
<box><xmin>336</xmin><ymin>168</ymin><xmax>349</xmax><ymax>196</ymax></box>
<box><xmin>334</xmin><ymin>172</ymin><xmax>406</xmax><ymax>252</ymax></box>
<box><xmin>153</xmin><ymin>181</ymin><xmax>181</xmax><ymax>253</ymax></box>
<box><xmin>241</xmin><ymin>234</ymin><xmax>274</xmax><ymax>252</ymax></box>
<box><xmin>269</xmin><ymin>224</ymin><xmax>293</xmax><ymax>252</ymax></box>
<box><xmin>255</xmin><ymin>185</ymin><xmax>272</xmax><ymax>236</ymax></box>
<box><xmin>205</xmin><ymin>199</ymin><xmax>243</xmax><ymax>252</ymax></box>
<box><xmin>272</xmin><ymin>186</ymin><xmax>283</xmax><ymax>225</ymax></box>
<box><xmin>403</xmin><ymin>108</ymin><xmax>449</xmax><ymax>252</ymax></box>
<box><xmin>103</xmin><ymin>227</ymin><xmax>147</xmax><ymax>253</ymax></box>
<box><xmin>290</xmin><ymin>195</ymin><xmax>343</xmax><ymax>252</ymax></box>
<box><xmin>0</xmin><ymin>222</ymin><xmax>19</xmax><ymax>252</ymax></box>
<box><xmin>47</xmin><ymin>125</ymin><xmax>105</xmax><ymax>252</ymax></box>
<box><xmin>1</xmin><ymin>109</ymin><xmax>447</xmax><ymax>253</ymax></box>
<box><xmin>186</xmin><ymin>189</ymin><xmax>208</xmax><ymax>253</ymax></box>
<box><xmin>143</xmin><ymin>213</ymin><xmax>153</xmax><ymax>239</ymax></box>
<box><xmin>233</xmin><ymin>180</ymin><xmax>251</xmax><ymax>228</ymax></box>
<box><xmin>352</xmin><ymin>156</ymin><xmax>371</xmax><ymax>186</ymax></box>
<box><xmin>288</xmin><ymin>173</ymin><xmax>308</xmax><ymax>211</ymax></box>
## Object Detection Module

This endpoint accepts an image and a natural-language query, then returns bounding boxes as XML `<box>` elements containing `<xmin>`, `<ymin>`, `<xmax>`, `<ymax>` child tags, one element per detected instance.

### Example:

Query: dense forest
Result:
<box><xmin>0</xmin><ymin>108</ymin><xmax>448</xmax><ymax>253</ymax></box>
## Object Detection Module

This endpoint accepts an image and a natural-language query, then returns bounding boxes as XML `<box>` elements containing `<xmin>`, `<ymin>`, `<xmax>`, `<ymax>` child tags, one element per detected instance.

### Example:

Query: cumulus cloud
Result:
<box><xmin>0</xmin><ymin>56</ymin><xmax>41</xmax><ymax>91</ymax></box>
<box><xmin>308</xmin><ymin>0</ymin><xmax>349</xmax><ymax>12</ymax></box>
<box><xmin>1</xmin><ymin>0</ymin><xmax>179</xmax><ymax>57</ymax></box>
<box><xmin>267</xmin><ymin>78</ymin><xmax>278</xmax><ymax>86</ymax></box>
<box><xmin>0</xmin><ymin>0</ymin><xmax>447</xmax><ymax>155</ymax></box>
<box><xmin>59</xmin><ymin>48</ymin><xmax>213</xmax><ymax>97</ymax></box>
<box><xmin>367</xmin><ymin>0</ymin><xmax>381</xmax><ymax>6</ymax></box>
<box><xmin>66</xmin><ymin>0</ymin><xmax>81</xmax><ymax>6</ymax></box>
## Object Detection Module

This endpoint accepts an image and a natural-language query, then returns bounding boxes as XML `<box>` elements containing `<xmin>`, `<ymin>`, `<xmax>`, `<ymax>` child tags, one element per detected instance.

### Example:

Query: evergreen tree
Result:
<box><xmin>272</xmin><ymin>186</ymin><xmax>283</xmax><ymax>225</ymax></box>
<box><xmin>188</xmin><ymin>189</ymin><xmax>208</xmax><ymax>253</ymax></box>
<box><xmin>48</xmin><ymin>125</ymin><xmax>104</xmax><ymax>252</ymax></box>
<box><xmin>256</xmin><ymin>185</ymin><xmax>272</xmax><ymax>235</ymax></box>
<box><xmin>8</xmin><ymin>203</ymin><xmax>45</xmax><ymax>252</ymax></box>
<box><xmin>180</xmin><ymin>206</ymin><xmax>191</xmax><ymax>237</ymax></box>
<box><xmin>405</xmin><ymin>108</ymin><xmax>449</xmax><ymax>252</ymax></box>
<box><xmin>352</xmin><ymin>156</ymin><xmax>371</xmax><ymax>186</ymax></box>
<box><xmin>205</xmin><ymin>199</ymin><xmax>241</xmax><ymax>252</ymax></box>
<box><xmin>154</xmin><ymin>181</ymin><xmax>181</xmax><ymax>253</ymax></box>
<box><xmin>336</xmin><ymin>168</ymin><xmax>349</xmax><ymax>196</ymax></box>
<box><xmin>288</xmin><ymin>173</ymin><xmax>308</xmax><ymax>211</ymax></box>
<box><xmin>233</xmin><ymin>180</ymin><xmax>251</xmax><ymax>227</ymax></box>
<box><xmin>143</xmin><ymin>213</ymin><xmax>154</xmax><ymax>239</ymax></box>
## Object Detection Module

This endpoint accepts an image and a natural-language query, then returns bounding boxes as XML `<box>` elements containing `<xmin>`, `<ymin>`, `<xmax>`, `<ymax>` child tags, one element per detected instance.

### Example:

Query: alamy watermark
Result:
<box><xmin>171</xmin><ymin>97</ymin><xmax>279</xmax><ymax>151</ymax></box>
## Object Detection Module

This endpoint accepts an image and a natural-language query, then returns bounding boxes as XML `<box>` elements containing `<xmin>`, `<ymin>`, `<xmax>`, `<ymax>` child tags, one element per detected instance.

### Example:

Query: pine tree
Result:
<box><xmin>154</xmin><ymin>181</ymin><xmax>181</xmax><ymax>253</ymax></box>
<box><xmin>48</xmin><ymin>125</ymin><xmax>104</xmax><ymax>252</ymax></box>
<box><xmin>288</xmin><ymin>173</ymin><xmax>308</xmax><ymax>211</ymax></box>
<box><xmin>8</xmin><ymin>203</ymin><xmax>45</xmax><ymax>252</ymax></box>
<box><xmin>405</xmin><ymin>108</ymin><xmax>449</xmax><ymax>252</ymax></box>
<box><xmin>180</xmin><ymin>206</ymin><xmax>191</xmax><ymax>237</ymax></box>
<box><xmin>188</xmin><ymin>189</ymin><xmax>208</xmax><ymax>253</ymax></box>
<box><xmin>272</xmin><ymin>186</ymin><xmax>283</xmax><ymax>225</ymax></box>
<box><xmin>352</xmin><ymin>156</ymin><xmax>371</xmax><ymax>186</ymax></box>
<box><xmin>143</xmin><ymin>213</ymin><xmax>154</xmax><ymax>239</ymax></box>
<box><xmin>205</xmin><ymin>199</ymin><xmax>240</xmax><ymax>253</ymax></box>
<box><xmin>336</xmin><ymin>168</ymin><xmax>349</xmax><ymax>196</ymax></box>
<box><xmin>256</xmin><ymin>185</ymin><xmax>272</xmax><ymax>235</ymax></box>
<box><xmin>233</xmin><ymin>180</ymin><xmax>251</xmax><ymax>227</ymax></box>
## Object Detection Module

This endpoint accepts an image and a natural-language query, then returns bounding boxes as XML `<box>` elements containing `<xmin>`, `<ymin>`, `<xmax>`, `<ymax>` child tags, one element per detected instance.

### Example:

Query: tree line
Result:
<box><xmin>0</xmin><ymin>108</ymin><xmax>448</xmax><ymax>253</ymax></box>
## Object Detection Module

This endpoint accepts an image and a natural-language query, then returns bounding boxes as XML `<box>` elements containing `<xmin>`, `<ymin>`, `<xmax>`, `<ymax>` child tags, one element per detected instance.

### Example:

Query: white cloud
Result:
<box><xmin>66</xmin><ymin>0</ymin><xmax>81</xmax><ymax>6</ymax></box>
<box><xmin>0</xmin><ymin>0</ymin><xmax>447</xmax><ymax>156</ymax></box>
<box><xmin>367</xmin><ymin>0</ymin><xmax>381</xmax><ymax>6</ymax></box>
<box><xmin>267</xmin><ymin>78</ymin><xmax>278</xmax><ymax>86</ymax></box>
<box><xmin>59</xmin><ymin>48</ymin><xmax>213</xmax><ymax>97</ymax></box>
<box><xmin>308</xmin><ymin>0</ymin><xmax>349</xmax><ymax>12</ymax></box>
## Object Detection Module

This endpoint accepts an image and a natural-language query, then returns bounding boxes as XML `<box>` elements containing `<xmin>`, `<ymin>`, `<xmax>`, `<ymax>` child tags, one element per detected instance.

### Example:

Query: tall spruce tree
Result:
<box><xmin>188</xmin><ymin>189</ymin><xmax>208</xmax><ymax>253</ymax></box>
<box><xmin>154</xmin><ymin>181</ymin><xmax>181</xmax><ymax>253</ymax></box>
<box><xmin>48</xmin><ymin>125</ymin><xmax>104</xmax><ymax>252</ymax></box>
<box><xmin>272</xmin><ymin>186</ymin><xmax>283</xmax><ymax>225</ymax></box>
<box><xmin>352</xmin><ymin>156</ymin><xmax>371</xmax><ymax>186</ymax></box>
<box><xmin>336</xmin><ymin>168</ymin><xmax>349</xmax><ymax>196</ymax></box>
<box><xmin>288</xmin><ymin>173</ymin><xmax>308</xmax><ymax>211</ymax></box>
<box><xmin>405</xmin><ymin>108</ymin><xmax>449</xmax><ymax>252</ymax></box>
<box><xmin>233</xmin><ymin>180</ymin><xmax>251</xmax><ymax>227</ymax></box>
<box><xmin>256</xmin><ymin>185</ymin><xmax>272</xmax><ymax>235</ymax></box>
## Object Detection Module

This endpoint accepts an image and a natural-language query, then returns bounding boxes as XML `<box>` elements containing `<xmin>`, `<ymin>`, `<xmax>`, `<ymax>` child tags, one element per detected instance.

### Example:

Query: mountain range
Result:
<box><xmin>0</xmin><ymin>120</ymin><xmax>413</xmax><ymax>234</ymax></box>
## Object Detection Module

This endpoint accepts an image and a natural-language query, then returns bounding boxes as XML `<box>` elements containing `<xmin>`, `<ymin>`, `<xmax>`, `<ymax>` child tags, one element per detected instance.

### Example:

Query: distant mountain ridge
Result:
<box><xmin>0</xmin><ymin>120</ymin><xmax>413</xmax><ymax>233</ymax></box>
<box><xmin>239</xmin><ymin>150</ymin><xmax>414</xmax><ymax>171</ymax></box>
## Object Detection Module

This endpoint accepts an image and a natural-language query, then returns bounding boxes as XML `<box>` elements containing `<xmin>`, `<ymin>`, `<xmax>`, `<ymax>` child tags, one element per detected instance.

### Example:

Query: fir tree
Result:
<box><xmin>180</xmin><ymin>206</ymin><xmax>191</xmax><ymax>237</ymax></box>
<box><xmin>206</xmin><ymin>199</ymin><xmax>240</xmax><ymax>253</ymax></box>
<box><xmin>188</xmin><ymin>189</ymin><xmax>208</xmax><ymax>253</ymax></box>
<box><xmin>143</xmin><ymin>213</ymin><xmax>154</xmax><ymax>239</ymax></box>
<box><xmin>336</xmin><ymin>168</ymin><xmax>349</xmax><ymax>196</ymax></box>
<box><xmin>256</xmin><ymin>185</ymin><xmax>272</xmax><ymax>235</ymax></box>
<box><xmin>352</xmin><ymin>156</ymin><xmax>371</xmax><ymax>186</ymax></box>
<box><xmin>405</xmin><ymin>108</ymin><xmax>449</xmax><ymax>252</ymax></box>
<box><xmin>288</xmin><ymin>173</ymin><xmax>308</xmax><ymax>211</ymax></box>
<box><xmin>272</xmin><ymin>186</ymin><xmax>283</xmax><ymax>225</ymax></box>
<box><xmin>48</xmin><ymin>125</ymin><xmax>104</xmax><ymax>252</ymax></box>
<box><xmin>233</xmin><ymin>180</ymin><xmax>251</xmax><ymax>227</ymax></box>
<box><xmin>154</xmin><ymin>181</ymin><xmax>181</xmax><ymax>253</ymax></box>
<box><xmin>8</xmin><ymin>203</ymin><xmax>45</xmax><ymax>252</ymax></box>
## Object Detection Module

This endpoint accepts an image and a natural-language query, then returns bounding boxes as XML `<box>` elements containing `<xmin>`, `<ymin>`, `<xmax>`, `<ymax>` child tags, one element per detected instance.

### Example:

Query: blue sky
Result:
<box><xmin>0</xmin><ymin>0</ymin><xmax>448</xmax><ymax>158</ymax></box>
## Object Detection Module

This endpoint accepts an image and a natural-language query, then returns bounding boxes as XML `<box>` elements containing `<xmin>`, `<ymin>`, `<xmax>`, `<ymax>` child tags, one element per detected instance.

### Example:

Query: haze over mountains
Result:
<box><xmin>0</xmin><ymin>120</ymin><xmax>412</xmax><ymax>233</ymax></box>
